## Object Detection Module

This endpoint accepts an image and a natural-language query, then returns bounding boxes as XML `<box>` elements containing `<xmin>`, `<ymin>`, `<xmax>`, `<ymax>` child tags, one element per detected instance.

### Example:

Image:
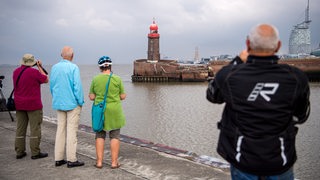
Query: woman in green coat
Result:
<box><xmin>89</xmin><ymin>56</ymin><xmax>126</xmax><ymax>169</ymax></box>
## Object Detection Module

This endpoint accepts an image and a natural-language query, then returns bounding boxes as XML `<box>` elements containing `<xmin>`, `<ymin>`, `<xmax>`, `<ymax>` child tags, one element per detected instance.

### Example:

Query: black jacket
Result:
<box><xmin>207</xmin><ymin>55</ymin><xmax>310</xmax><ymax>176</ymax></box>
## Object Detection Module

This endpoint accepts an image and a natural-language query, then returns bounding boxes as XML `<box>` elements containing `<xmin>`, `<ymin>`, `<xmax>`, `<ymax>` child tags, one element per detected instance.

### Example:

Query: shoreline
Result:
<box><xmin>42</xmin><ymin>115</ymin><xmax>230</xmax><ymax>170</ymax></box>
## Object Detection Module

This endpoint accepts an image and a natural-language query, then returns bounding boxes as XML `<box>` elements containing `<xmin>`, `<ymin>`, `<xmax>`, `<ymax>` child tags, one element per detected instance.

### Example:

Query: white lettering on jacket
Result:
<box><xmin>247</xmin><ymin>83</ymin><xmax>279</xmax><ymax>102</ymax></box>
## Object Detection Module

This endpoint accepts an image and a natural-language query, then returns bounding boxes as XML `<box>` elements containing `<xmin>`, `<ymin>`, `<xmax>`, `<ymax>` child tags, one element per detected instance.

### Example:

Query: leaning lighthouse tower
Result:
<box><xmin>147</xmin><ymin>19</ymin><xmax>160</xmax><ymax>62</ymax></box>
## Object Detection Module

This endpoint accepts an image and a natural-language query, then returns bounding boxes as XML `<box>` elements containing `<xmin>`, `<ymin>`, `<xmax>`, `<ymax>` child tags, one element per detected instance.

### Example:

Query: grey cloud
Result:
<box><xmin>0</xmin><ymin>0</ymin><xmax>319</xmax><ymax>65</ymax></box>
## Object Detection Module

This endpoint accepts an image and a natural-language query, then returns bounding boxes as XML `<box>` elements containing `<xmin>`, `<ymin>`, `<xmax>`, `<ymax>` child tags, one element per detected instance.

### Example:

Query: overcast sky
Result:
<box><xmin>0</xmin><ymin>0</ymin><xmax>319</xmax><ymax>65</ymax></box>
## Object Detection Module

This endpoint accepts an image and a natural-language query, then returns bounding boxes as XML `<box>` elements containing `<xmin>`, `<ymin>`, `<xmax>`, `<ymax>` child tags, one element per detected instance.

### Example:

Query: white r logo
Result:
<box><xmin>247</xmin><ymin>83</ymin><xmax>279</xmax><ymax>102</ymax></box>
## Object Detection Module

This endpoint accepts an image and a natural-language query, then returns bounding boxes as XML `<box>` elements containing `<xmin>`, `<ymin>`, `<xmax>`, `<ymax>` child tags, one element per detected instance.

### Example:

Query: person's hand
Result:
<box><xmin>89</xmin><ymin>93</ymin><xmax>96</xmax><ymax>101</ymax></box>
<box><xmin>37</xmin><ymin>60</ymin><xmax>43</xmax><ymax>67</ymax></box>
<box><xmin>239</xmin><ymin>50</ymin><xmax>249</xmax><ymax>62</ymax></box>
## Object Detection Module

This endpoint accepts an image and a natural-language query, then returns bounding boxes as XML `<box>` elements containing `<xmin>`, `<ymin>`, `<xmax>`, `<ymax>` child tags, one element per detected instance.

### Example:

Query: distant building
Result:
<box><xmin>193</xmin><ymin>46</ymin><xmax>200</xmax><ymax>64</ymax></box>
<box><xmin>311</xmin><ymin>44</ymin><xmax>320</xmax><ymax>57</ymax></box>
<box><xmin>201</xmin><ymin>58</ymin><xmax>211</xmax><ymax>64</ymax></box>
<box><xmin>288</xmin><ymin>0</ymin><xmax>311</xmax><ymax>55</ymax></box>
<box><xmin>218</xmin><ymin>54</ymin><xmax>234</xmax><ymax>60</ymax></box>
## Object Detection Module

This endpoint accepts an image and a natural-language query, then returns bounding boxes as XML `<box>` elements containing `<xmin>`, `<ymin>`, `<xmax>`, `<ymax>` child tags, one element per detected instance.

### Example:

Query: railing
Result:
<box><xmin>132</xmin><ymin>76</ymin><xmax>169</xmax><ymax>82</ymax></box>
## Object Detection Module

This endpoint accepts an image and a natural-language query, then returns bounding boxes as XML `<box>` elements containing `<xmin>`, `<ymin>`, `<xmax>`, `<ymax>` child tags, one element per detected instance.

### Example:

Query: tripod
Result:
<box><xmin>0</xmin><ymin>77</ymin><xmax>14</xmax><ymax>121</ymax></box>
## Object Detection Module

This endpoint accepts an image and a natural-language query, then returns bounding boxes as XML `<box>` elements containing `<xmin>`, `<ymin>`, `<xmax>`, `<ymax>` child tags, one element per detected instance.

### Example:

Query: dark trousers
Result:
<box><xmin>15</xmin><ymin>110</ymin><xmax>43</xmax><ymax>156</ymax></box>
<box><xmin>230</xmin><ymin>165</ymin><xmax>294</xmax><ymax>180</ymax></box>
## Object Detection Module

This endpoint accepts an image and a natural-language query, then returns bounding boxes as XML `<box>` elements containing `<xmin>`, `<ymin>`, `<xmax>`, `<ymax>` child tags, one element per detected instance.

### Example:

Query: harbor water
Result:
<box><xmin>1</xmin><ymin>64</ymin><xmax>319</xmax><ymax>179</ymax></box>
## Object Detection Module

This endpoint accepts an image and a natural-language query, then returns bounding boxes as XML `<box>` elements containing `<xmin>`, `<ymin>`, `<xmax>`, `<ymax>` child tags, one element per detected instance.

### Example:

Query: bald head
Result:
<box><xmin>247</xmin><ymin>24</ymin><xmax>281</xmax><ymax>55</ymax></box>
<box><xmin>61</xmin><ymin>46</ymin><xmax>74</xmax><ymax>61</ymax></box>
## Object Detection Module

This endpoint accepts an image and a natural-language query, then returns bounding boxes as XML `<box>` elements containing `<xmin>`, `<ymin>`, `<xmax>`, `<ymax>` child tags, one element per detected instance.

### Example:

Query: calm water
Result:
<box><xmin>1</xmin><ymin>64</ymin><xmax>319</xmax><ymax>179</ymax></box>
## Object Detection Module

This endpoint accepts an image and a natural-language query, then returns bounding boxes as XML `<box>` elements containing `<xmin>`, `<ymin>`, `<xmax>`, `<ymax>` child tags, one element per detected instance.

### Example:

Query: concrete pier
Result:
<box><xmin>0</xmin><ymin>112</ymin><xmax>230</xmax><ymax>180</ymax></box>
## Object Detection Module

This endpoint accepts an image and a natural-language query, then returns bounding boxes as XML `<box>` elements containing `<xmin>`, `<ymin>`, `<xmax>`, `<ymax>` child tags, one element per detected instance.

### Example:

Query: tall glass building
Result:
<box><xmin>289</xmin><ymin>0</ymin><xmax>311</xmax><ymax>55</ymax></box>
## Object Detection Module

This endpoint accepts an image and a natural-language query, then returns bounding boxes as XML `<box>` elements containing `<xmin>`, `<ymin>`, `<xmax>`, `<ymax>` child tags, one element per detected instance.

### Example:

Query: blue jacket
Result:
<box><xmin>50</xmin><ymin>59</ymin><xmax>84</xmax><ymax>110</ymax></box>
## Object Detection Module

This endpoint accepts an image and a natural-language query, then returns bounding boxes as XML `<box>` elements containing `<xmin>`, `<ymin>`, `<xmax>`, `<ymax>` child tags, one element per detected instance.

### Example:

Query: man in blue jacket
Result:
<box><xmin>207</xmin><ymin>24</ymin><xmax>310</xmax><ymax>179</ymax></box>
<box><xmin>50</xmin><ymin>46</ymin><xmax>85</xmax><ymax>168</ymax></box>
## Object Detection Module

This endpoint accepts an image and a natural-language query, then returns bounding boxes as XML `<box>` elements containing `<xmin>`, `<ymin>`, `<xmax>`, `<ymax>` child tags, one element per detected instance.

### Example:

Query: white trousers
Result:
<box><xmin>54</xmin><ymin>106</ymin><xmax>81</xmax><ymax>162</ymax></box>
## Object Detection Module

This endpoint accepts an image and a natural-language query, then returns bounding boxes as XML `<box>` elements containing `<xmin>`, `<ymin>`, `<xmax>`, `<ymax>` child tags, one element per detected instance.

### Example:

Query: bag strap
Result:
<box><xmin>102</xmin><ymin>72</ymin><xmax>113</xmax><ymax>111</ymax></box>
<box><xmin>9</xmin><ymin>66</ymin><xmax>30</xmax><ymax>98</ymax></box>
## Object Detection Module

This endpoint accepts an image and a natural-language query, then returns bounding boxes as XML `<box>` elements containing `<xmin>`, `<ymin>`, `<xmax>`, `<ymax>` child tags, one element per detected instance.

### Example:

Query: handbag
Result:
<box><xmin>6</xmin><ymin>92</ymin><xmax>15</xmax><ymax>111</ymax></box>
<box><xmin>91</xmin><ymin>72</ymin><xmax>113</xmax><ymax>132</ymax></box>
<box><xmin>6</xmin><ymin>67</ymin><xmax>29</xmax><ymax>111</ymax></box>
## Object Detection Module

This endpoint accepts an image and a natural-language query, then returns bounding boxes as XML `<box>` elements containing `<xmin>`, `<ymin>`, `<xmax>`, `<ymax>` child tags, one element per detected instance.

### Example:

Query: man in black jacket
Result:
<box><xmin>206</xmin><ymin>24</ymin><xmax>310</xmax><ymax>180</ymax></box>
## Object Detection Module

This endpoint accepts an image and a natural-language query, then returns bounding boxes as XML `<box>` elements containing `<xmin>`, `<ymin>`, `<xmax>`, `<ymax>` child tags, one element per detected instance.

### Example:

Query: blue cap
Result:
<box><xmin>98</xmin><ymin>56</ymin><xmax>112</xmax><ymax>67</ymax></box>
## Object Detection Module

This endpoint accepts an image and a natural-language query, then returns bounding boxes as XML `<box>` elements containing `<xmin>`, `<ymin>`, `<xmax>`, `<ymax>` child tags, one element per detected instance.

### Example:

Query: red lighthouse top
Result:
<box><xmin>149</xmin><ymin>20</ymin><xmax>158</xmax><ymax>31</ymax></box>
<box><xmin>148</xmin><ymin>19</ymin><xmax>159</xmax><ymax>38</ymax></box>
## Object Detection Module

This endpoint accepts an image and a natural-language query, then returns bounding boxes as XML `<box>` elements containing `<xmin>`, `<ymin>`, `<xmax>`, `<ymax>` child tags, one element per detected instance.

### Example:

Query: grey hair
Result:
<box><xmin>248</xmin><ymin>24</ymin><xmax>280</xmax><ymax>52</ymax></box>
<box><xmin>61</xmin><ymin>46</ymin><xmax>74</xmax><ymax>58</ymax></box>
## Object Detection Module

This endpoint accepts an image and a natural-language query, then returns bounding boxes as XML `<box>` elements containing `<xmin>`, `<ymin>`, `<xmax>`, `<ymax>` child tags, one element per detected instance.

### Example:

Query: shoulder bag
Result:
<box><xmin>6</xmin><ymin>67</ymin><xmax>29</xmax><ymax>111</ymax></box>
<box><xmin>91</xmin><ymin>72</ymin><xmax>113</xmax><ymax>132</ymax></box>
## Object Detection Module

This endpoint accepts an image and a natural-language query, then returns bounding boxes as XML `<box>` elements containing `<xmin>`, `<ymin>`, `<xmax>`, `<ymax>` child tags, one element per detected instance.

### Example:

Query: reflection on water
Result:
<box><xmin>1</xmin><ymin>64</ymin><xmax>319</xmax><ymax>179</ymax></box>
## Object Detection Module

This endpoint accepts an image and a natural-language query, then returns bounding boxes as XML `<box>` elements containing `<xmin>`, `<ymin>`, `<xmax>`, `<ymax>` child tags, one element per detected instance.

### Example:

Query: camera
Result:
<box><xmin>33</xmin><ymin>61</ymin><xmax>48</xmax><ymax>75</ymax></box>
<box><xmin>0</xmin><ymin>75</ymin><xmax>4</xmax><ymax>88</ymax></box>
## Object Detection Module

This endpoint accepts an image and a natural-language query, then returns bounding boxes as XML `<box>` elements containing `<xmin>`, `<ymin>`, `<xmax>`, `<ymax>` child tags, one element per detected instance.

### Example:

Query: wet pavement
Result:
<box><xmin>0</xmin><ymin>112</ymin><xmax>230</xmax><ymax>180</ymax></box>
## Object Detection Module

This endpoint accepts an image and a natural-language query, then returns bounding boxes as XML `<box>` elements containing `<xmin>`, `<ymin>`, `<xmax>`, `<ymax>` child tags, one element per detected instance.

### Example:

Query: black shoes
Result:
<box><xmin>67</xmin><ymin>161</ymin><xmax>85</xmax><ymax>168</ymax></box>
<box><xmin>56</xmin><ymin>160</ymin><xmax>84</xmax><ymax>168</ymax></box>
<box><xmin>16</xmin><ymin>152</ymin><xmax>27</xmax><ymax>159</ymax></box>
<box><xmin>31</xmin><ymin>152</ymin><xmax>48</xmax><ymax>160</ymax></box>
<box><xmin>17</xmin><ymin>152</ymin><xmax>48</xmax><ymax>159</ymax></box>
<box><xmin>55</xmin><ymin>160</ymin><xmax>67</xmax><ymax>167</ymax></box>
